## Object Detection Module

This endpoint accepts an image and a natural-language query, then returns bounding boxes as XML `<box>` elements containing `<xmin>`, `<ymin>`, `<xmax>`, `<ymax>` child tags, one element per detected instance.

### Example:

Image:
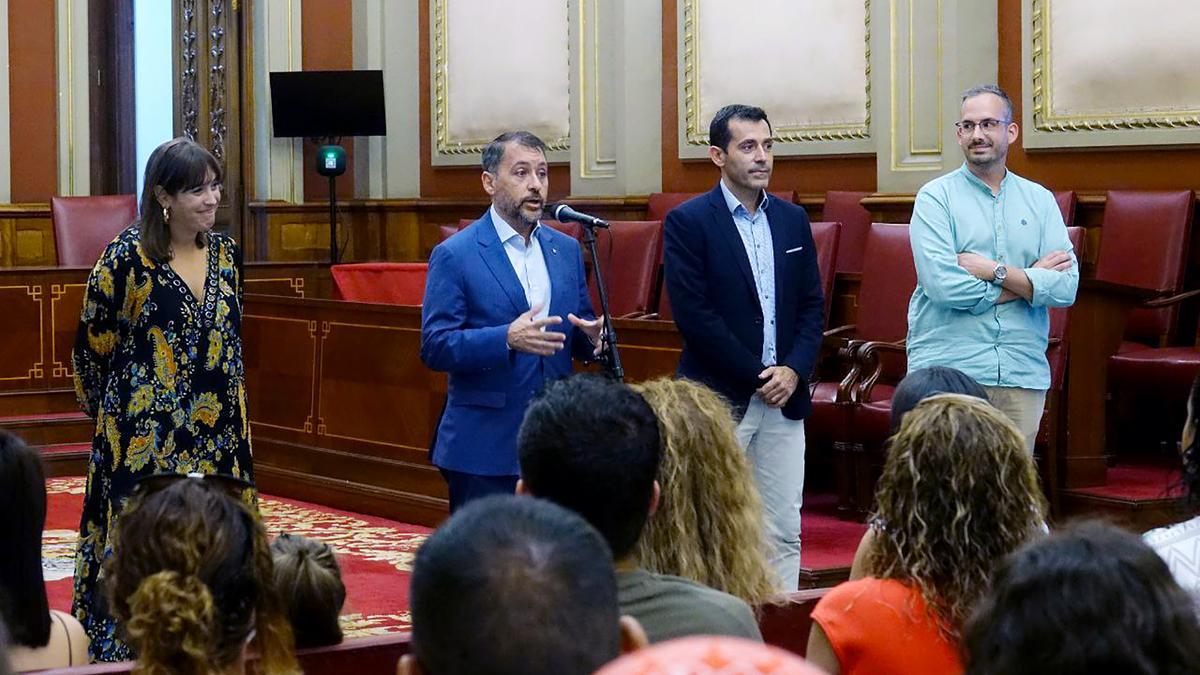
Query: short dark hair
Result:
<box><xmin>890</xmin><ymin>366</ymin><xmax>989</xmax><ymax>432</ymax></box>
<box><xmin>138</xmin><ymin>137</ymin><xmax>222</xmax><ymax>263</ymax></box>
<box><xmin>481</xmin><ymin>131</ymin><xmax>549</xmax><ymax>173</ymax></box>
<box><xmin>963</xmin><ymin>520</ymin><xmax>1200</xmax><ymax>675</ymax></box>
<box><xmin>270</xmin><ymin>533</ymin><xmax>346</xmax><ymax>648</ymax></box>
<box><xmin>961</xmin><ymin>84</ymin><xmax>1014</xmax><ymax>122</ymax></box>
<box><xmin>0</xmin><ymin>430</ymin><xmax>51</xmax><ymax>648</ymax></box>
<box><xmin>518</xmin><ymin>374</ymin><xmax>661</xmax><ymax>559</ymax></box>
<box><xmin>410</xmin><ymin>495</ymin><xmax>621</xmax><ymax>675</ymax></box>
<box><xmin>709</xmin><ymin>104</ymin><xmax>772</xmax><ymax>153</ymax></box>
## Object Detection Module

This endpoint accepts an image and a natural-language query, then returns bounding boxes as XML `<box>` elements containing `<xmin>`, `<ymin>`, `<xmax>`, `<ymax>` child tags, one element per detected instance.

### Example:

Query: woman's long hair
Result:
<box><xmin>630</xmin><ymin>378</ymin><xmax>777</xmax><ymax>604</ymax></box>
<box><xmin>107</xmin><ymin>479</ymin><xmax>297</xmax><ymax>675</ymax></box>
<box><xmin>270</xmin><ymin>534</ymin><xmax>345</xmax><ymax>649</ymax></box>
<box><xmin>0</xmin><ymin>430</ymin><xmax>51</xmax><ymax>648</ymax></box>
<box><xmin>137</xmin><ymin>137</ymin><xmax>221</xmax><ymax>263</ymax></box>
<box><xmin>868</xmin><ymin>394</ymin><xmax>1046</xmax><ymax>637</ymax></box>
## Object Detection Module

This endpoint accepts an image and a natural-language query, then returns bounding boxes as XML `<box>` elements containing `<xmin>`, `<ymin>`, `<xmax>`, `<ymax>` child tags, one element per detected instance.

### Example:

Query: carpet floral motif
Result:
<box><xmin>43</xmin><ymin>477</ymin><xmax>424</xmax><ymax>637</ymax></box>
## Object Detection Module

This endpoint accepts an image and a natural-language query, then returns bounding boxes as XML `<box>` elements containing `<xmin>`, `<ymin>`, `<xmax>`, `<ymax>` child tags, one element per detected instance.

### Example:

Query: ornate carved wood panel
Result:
<box><xmin>173</xmin><ymin>0</ymin><xmax>243</xmax><ymax>236</ymax></box>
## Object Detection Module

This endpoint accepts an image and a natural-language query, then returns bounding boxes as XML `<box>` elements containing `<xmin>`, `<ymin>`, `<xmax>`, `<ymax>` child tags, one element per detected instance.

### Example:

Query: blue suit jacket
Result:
<box><xmin>663</xmin><ymin>185</ymin><xmax>825</xmax><ymax>420</ymax></box>
<box><xmin>420</xmin><ymin>212</ymin><xmax>595</xmax><ymax>475</ymax></box>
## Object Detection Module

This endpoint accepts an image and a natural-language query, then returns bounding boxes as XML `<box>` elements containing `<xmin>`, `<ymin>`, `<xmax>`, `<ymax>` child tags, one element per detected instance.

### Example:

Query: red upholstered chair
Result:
<box><xmin>1096</xmin><ymin>191</ymin><xmax>1194</xmax><ymax>353</ymax></box>
<box><xmin>438</xmin><ymin>224</ymin><xmax>458</xmax><ymax>242</ymax></box>
<box><xmin>822</xmin><ymin>191</ymin><xmax>872</xmax><ymax>274</ymax></box>
<box><xmin>807</xmin><ymin>224</ymin><xmax>916</xmax><ymax>517</ymax></box>
<box><xmin>646</xmin><ymin>192</ymin><xmax>701</xmax><ymax>221</ymax></box>
<box><xmin>808</xmin><ymin>222</ymin><xmax>841</xmax><ymax>325</ymax></box>
<box><xmin>1054</xmin><ymin>190</ymin><xmax>1078</xmax><ymax>227</ymax></box>
<box><xmin>1101</xmin><ymin>191</ymin><xmax>1199</xmax><ymax>454</ymax></box>
<box><xmin>331</xmin><ymin>263</ymin><xmax>428</xmax><ymax>306</ymax></box>
<box><xmin>585</xmin><ymin>220</ymin><xmax>663</xmax><ymax>318</ymax></box>
<box><xmin>756</xmin><ymin>587</ymin><xmax>830</xmax><ymax>657</ymax></box>
<box><xmin>51</xmin><ymin>194</ymin><xmax>139</xmax><ymax>267</ymax></box>
<box><xmin>1035</xmin><ymin>226</ymin><xmax>1086</xmax><ymax>506</ymax></box>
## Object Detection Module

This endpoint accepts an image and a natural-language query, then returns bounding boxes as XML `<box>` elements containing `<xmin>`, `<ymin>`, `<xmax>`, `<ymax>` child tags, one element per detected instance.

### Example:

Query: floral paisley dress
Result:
<box><xmin>70</xmin><ymin>227</ymin><xmax>255</xmax><ymax>661</ymax></box>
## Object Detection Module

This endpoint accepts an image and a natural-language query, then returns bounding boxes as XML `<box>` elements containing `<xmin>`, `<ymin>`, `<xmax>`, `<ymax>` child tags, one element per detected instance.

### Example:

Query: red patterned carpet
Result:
<box><xmin>43</xmin><ymin>477</ymin><xmax>430</xmax><ymax>637</ymax></box>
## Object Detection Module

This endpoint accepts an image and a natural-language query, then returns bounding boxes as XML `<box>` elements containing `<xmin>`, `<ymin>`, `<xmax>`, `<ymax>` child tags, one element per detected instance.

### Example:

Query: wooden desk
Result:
<box><xmin>1063</xmin><ymin>278</ymin><xmax>1157</xmax><ymax>487</ymax></box>
<box><xmin>0</xmin><ymin>263</ymin><xmax>330</xmax><ymax>413</ymax></box>
<box><xmin>243</xmin><ymin>293</ymin><xmax>683</xmax><ymax>525</ymax></box>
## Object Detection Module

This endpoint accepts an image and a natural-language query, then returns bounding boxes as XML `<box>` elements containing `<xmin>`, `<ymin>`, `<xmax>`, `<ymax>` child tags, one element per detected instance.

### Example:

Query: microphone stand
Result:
<box><xmin>579</xmin><ymin>221</ymin><xmax>624</xmax><ymax>381</ymax></box>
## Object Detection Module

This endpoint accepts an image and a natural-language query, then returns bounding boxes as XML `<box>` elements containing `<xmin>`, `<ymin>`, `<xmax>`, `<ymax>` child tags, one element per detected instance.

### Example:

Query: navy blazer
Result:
<box><xmin>663</xmin><ymin>185</ymin><xmax>825</xmax><ymax>420</ymax></box>
<box><xmin>420</xmin><ymin>212</ymin><xmax>594</xmax><ymax>475</ymax></box>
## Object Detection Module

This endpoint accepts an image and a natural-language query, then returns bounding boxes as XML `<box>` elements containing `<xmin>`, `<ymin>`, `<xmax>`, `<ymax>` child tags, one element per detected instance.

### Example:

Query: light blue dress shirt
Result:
<box><xmin>490</xmin><ymin>205</ymin><xmax>552</xmax><ymax>321</ymax></box>
<box><xmin>906</xmin><ymin>164</ymin><xmax>1079</xmax><ymax>390</ymax></box>
<box><xmin>719</xmin><ymin>179</ymin><xmax>777</xmax><ymax>366</ymax></box>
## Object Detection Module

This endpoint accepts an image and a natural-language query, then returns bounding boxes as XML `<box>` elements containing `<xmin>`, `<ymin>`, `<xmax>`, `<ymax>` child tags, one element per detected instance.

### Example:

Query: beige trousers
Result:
<box><xmin>981</xmin><ymin>385</ymin><xmax>1047</xmax><ymax>453</ymax></box>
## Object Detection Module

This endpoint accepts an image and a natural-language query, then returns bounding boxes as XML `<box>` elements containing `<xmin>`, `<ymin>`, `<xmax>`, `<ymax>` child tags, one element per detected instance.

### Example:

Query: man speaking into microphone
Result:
<box><xmin>421</xmin><ymin>131</ymin><xmax>603</xmax><ymax>512</ymax></box>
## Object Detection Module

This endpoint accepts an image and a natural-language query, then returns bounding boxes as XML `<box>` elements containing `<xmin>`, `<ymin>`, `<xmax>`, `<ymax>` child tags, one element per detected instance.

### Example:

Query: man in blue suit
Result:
<box><xmin>662</xmin><ymin>105</ymin><xmax>825</xmax><ymax>589</ymax></box>
<box><xmin>421</xmin><ymin>131</ymin><xmax>601</xmax><ymax>511</ymax></box>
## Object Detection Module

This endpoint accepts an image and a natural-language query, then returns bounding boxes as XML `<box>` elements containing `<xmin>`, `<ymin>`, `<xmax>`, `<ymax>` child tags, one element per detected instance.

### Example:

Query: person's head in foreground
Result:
<box><xmin>270</xmin><ymin>533</ymin><xmax>346</xmax><ymax>649</ymax></box>
<box><xmin>595</xmin><ymin>636</ymin><xmax>825</xmax><ymax>675</ymax></box>
<box><xmin>963</xmin><ymin>519</ymin><xmax>1200</xmax><ymax>675</ymax></box>
<box><xmin>630</xmin><ymin>378</ymin><xmax>776</xmax><ymax>603</ymax></box>
<box><xmin>517</xmin><ymin>373</ymin><xmax>662</xmax><ymax>563</ymax></box>
<box><xmin>1181</xmin><ymin>374</ymin><xmax>1200</xmax><ymax>507</ymax></box>
<box><xmin>890</xmin><ymin>365</ymin><xmax>989</xmax><ymax>432</ymax></box>
<box><xmin>106</xmin><ymin>475</ymin><xmax>297</xmax><ymax>675</ymax></box>
<box><xmin>400</xmin><ymin>494</ymin><xmax>646</xmax><ymax>675</ymax></box>
<box><xmin>0</xmin><ymin>430</ymin><xmax>51</xmax><ymax>650</ymax></box>
<box><xmin>870</xmin><ymin>393</ymin><xmax>1046</xmax><ymax>636</ymax></box>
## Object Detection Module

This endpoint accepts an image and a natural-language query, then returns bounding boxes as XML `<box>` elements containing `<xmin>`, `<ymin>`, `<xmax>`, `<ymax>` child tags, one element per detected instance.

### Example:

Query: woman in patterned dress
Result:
<box><xmin>71</xmin><ymin>137</ymin><xmax>254</xmax><ymax>661</ymax></box>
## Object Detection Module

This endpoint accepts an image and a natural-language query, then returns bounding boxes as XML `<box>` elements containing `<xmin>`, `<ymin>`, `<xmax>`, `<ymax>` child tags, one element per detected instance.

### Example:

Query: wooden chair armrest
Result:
<box><xmin>853</xmin><ymin>340</ymin><xmax>906</xmax><ymax>403</ymax></box>
<box><xmin>1144</xmin><ymin>288</ymin><xmax>1200</xmax><ymax>308</ymax></box>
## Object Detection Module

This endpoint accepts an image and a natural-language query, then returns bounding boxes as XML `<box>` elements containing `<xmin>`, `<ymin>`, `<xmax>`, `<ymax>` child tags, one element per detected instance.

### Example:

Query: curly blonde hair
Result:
<box><xmin>868</xmin><ymin>393</ymin><xmax>1046</xmax><ymax>638</ymax></box>
<box><xmin>630</xmin><ymin>378</ymin><xmax>777</xmax><ymax>604</ymax></box>
<box><xmin>107</xmin><ymin>479</ymin><xmax>298</xmax><ymax>675</ymax></box>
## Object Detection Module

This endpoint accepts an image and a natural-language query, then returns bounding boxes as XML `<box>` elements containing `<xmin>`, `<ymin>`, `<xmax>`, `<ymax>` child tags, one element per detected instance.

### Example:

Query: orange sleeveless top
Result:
<box><xmin>811</xmin><ymin>578</ymin><xmax>963</xmax><ymax>675</ymax></box>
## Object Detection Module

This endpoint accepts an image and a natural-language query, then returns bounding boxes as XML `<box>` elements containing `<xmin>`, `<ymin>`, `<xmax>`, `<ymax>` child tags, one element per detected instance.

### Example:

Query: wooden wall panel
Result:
<box><xmin>8</xmin><ymin>2</ymin><xmax>57</xmax><ymax>202</ymax></box>
<box><xmin>0</xmin><ymin>206</ymin><xmax>55</xmax><ymax>266</ymax></box>
<box><xmin>300</xmin><ymin>0</ymin><xmax>356</xmax><ymax>202</ymax></box>
<box><xmin>658</xmin><ymin>0</ymin><xmax>876</xmax><ymax>195</ymax></box>
<box><xmin>998</xmin><ymin>0</ymin><xmax>1200</xmax><ymax>191</ymax></box>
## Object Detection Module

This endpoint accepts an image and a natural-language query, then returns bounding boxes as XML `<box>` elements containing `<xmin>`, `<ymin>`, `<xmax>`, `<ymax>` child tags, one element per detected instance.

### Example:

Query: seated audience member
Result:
<box><xmin>596</xmin><ymin>636</ymin><xmax>826</xmax><ymax>675</ymax></box>
<box><xmin>630</xmin><ymin>378</ymin><xmax>777</xmax><ymax>605</ymax></box>
<box><xmin>518</xmin><ymin>374</ymin><xmax>764</xmax><ymax>643</ymax></box>
<box><xmin>0</xmin><ymin>430</ymin><xmax>89</xmax><ymax>671</ymax></box>
<box><xmin>270</xmin><ymin>533</ymin><xmax>346</xmax><ymax>649</ymax></box>
<box><xmin>106</xmin><ymin>475</ymin><xmax>297</xmax><ymax>675</ymax></box>
<box><xmin>889</xmin><ymin>366</ymin><xmax>989</xmax><ymax>432</ymax></box>
<box><xmin>847</xmin><ymin>366</ymin><xmax>992</xmax><ymax>579</ymax></box>
<box><xmin>399</xmin><ymin>494</ymin><xmax>647</xmax><ymax>675</ymax></box>
<box><xmin>806</xmin><ymin>394</ymin><xmax>1047</xmax><ymax>675</ymax></box>
<box><xmin>1144</xmin><ymin>373</ymin><xmax>1200</xmax><ymax>596</ymax></box>
<box><xmin>964</xmin><ymin>520</ymin><xmax>1200</xmax><ymax>675</ymax></box>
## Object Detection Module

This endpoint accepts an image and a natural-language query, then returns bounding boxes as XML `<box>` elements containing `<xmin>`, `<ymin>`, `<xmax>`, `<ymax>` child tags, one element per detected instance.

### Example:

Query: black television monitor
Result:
<box><xmin>270</xmin><ymin>70</ymin><xmax>386</xmax><ymax>138</ymax></box>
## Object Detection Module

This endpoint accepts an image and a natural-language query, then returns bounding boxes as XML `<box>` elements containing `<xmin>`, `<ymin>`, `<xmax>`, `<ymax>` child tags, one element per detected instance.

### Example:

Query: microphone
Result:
<box><xmin>549</xmin><ymin>203</ymin><xmax>609</xmax><ymax>228</ymax></box>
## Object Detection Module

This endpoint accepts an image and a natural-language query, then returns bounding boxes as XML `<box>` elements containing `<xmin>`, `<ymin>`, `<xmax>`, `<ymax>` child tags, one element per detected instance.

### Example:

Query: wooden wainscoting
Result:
<box><xmin>242</xmin><ymin>293</ymin><xmax>683</xmax><ymax>526</ymax></box>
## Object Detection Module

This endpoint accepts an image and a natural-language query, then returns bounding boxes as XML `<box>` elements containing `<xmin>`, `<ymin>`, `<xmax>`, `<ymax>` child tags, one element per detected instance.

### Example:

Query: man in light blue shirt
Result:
<box><xmin>907</xmin><ymin>85</ymin><xmax>1078</xmax><ymax>450</ymax></box>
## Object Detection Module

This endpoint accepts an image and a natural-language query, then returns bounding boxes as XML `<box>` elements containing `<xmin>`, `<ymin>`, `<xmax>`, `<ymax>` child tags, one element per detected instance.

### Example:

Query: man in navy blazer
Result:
<box><xmin>662</xmin><ymin>105</ymin><xmax>825</xmax><ymax>589</ymax></box>
<box><xmin>421</xmin><ymin>131</ymin><xmax>601</xmax><ymax>512</ymax></box>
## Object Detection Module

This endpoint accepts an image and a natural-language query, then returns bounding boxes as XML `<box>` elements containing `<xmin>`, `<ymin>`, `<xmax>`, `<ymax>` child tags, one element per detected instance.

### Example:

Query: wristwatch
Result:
<box><xmin>992</xmin><ymin>264</ymin><xmax>1008</xmax><ymax>285</ymax></box>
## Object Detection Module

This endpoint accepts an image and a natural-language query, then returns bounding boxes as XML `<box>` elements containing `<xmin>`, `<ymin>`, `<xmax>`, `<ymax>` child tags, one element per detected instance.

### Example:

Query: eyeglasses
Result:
<box><xmin>132</xmin><ymin>471</ymin><xmax>253</xmax><ymax>500</ymax></box>
<box><xmin>955</xmin><ymin>118</ymin><xmax>1010</xmax><ymax>134</ymax></box>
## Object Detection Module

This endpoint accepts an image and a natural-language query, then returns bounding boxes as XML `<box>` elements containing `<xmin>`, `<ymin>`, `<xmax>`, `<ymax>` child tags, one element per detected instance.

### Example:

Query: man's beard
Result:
<box><xmin>498</xmin><ymin>194</ymin><xmax>543</xmax><ymax>228</ymax></box>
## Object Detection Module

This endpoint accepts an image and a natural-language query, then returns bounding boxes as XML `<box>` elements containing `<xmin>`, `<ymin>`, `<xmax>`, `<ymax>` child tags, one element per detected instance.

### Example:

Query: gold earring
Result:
<box><xmin>162</xmin><ymin>205</ymin><xmax>170</xmax><ymax>223</ymax></box>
